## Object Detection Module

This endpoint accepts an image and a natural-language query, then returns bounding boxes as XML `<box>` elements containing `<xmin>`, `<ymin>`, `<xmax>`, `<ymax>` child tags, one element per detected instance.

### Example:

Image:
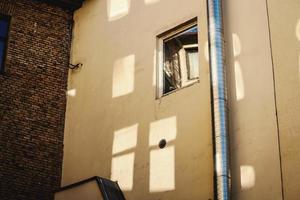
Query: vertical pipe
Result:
<box><xmin>207</xmin><ymin>0</ymin><xmax>230</xmax><ymax>199</ymax></box>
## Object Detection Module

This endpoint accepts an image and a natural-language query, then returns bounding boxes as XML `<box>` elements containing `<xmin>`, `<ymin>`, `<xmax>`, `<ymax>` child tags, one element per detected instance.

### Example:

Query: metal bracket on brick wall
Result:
<box><xmin>69</xmin><ymin>63</ymin><xmax>83</xmax><ymax>70</ymax></box>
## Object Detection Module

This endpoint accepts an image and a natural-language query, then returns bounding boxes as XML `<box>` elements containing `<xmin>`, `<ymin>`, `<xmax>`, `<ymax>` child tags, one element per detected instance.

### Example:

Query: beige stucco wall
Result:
<box><xmin>267</xmin><ymin>0</ymin><xmax>300</xmax><ymax>199</ymax></box>
<box><xmin>224</xmin><ymin>0</ymin><xmax>283</xmax><ymax>199</ymax></box>
<box><xmin>62</xmin><ymin>0</ymin><xmax>213</xmax><ymax>199</ymax></box>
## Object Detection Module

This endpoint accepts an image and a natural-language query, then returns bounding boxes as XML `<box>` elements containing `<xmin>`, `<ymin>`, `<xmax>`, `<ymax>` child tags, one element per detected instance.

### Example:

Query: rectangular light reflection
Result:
<box><xmin>234</xmin><ymin>61</ymin><xmax>245</xmax><ymax>101</ymax></box>
<box><xmin>111</xmin><ymin>153</ymin><xmax>135</xmax><ymax>191</ymax></box>
<box><xmin>240</xmin><ymin>165</ymin><xmax>255</xmax><ymax>190</ymax></box>
<box><xmin>150</xmin><ymin>146</ymin><xmax>175</xmax><ymax>192</ymax></box>
<box><xmin>108</xmin><ymin>0</ymin><xmax>130</xmax><ymax>21</ymax></box>
<box><xmin>112</xmin><ymin>124</ymin><xmax>138</xmax><ymax>155</ymax></box>
<box><xmin>149</xmin><ymin>116</ymin><xmax>177</xmax><ymax>146</ymax></box>
<box><xmin>145</xmin><ymin>0</ymin><xmax>160</xmax><ymax>5</ymax></box>
<box><xmin>112</xmin><ymin>54</ymin><xmax>135</xmax><ymax>98</ymax></box>
<box><xmin>67</xmin><ymin>89</ymin><xmax>76</xmax><ymax>97</ymax></box>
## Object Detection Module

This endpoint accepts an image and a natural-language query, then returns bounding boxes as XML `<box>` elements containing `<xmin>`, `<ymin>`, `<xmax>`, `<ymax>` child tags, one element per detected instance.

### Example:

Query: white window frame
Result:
<box><xmin>156</xmin><ymin>20</ymin><xmax>199</xmax><ymax>98</ymax></box>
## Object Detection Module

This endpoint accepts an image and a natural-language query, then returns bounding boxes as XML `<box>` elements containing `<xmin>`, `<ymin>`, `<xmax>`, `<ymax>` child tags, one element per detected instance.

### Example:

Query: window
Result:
<box><xmin>157</xmin><ymin>19</ymin><xmax>199</xmax><ymax>97</ymax></box>
<box><xmin>0</xmin><ymin>14</ymin><xmax>10</xmax><ymax>74</ymax></box>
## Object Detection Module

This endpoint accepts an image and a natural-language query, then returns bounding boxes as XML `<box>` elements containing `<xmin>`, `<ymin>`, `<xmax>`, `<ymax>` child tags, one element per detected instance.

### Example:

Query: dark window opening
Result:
<box><xmin>162</xmin><ymin>24</ymin><xmax>199</xmax><ymax>95</ymax></box>
<box><xmin>0</xmin><ymin>14</ymin><xmax>10</xmax><ymax>74</ymax></box>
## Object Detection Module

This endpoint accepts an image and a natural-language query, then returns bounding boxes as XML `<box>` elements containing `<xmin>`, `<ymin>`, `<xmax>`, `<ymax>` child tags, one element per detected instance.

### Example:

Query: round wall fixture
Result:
<box><xmin>159</xmin><ymin>139</ymin><xmax>167</xmax><ymax>149</ymax></box>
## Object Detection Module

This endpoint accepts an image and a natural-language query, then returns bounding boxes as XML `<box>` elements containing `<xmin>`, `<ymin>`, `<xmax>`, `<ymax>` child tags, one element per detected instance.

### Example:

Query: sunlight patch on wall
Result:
<box><xmin>67</xmin><ymin>89</ymin><xmax>77</xmax><ymax>97</ymax></box>
<box><xmin>112</xmin><ymin>124</ymin><xmax>138</xmax><ymax>154</ymax></box>
<box><xmin>111</xmin><ymin>153</ymin><xmax>135</xmax><ymax>191</ymax></box>
<box><xmin>111</xmin><ymin>124</ymin><xmax>138</xmax><ymax>191</ymax></box>
<box><xmin>149</xmin><ymin>116</ymin><xmax>177</xmax><ymax>146</ymax></box>
<box><xmin>234</xmin><ymin>61</ymin><xmax>245</xmax><ymax>101</ymax></box>
<box><xmin>107</xmin><ymin>0</ymin><xmax>130</xmax><ymax>21</ymax></box>
<box><xmin>112</xmin><ymin>55</ymin><xmax>135</xmax><ymax>98</ymax></box>
<box><xmin>150</xmin><ymin>146</ymin><xmax>175</xmax><ymax>192</ymax></box>
<box><xmin>296</xmin><ymin>19</ymin><xmax>300</xmax><ymax>41</ymax></box>
<box><xmin>232</xmin><ymin>33</ymin><xmax>241</xmax><ymax>57</ymax></box>
<box><xmin>149</xmin><ymin>117</ymin><xmax>177</xmax><ymax>192</ymax></box>
<box><xmin>240</xmin><ymin>165</ymin><xmax>255</xmax><ymax>190</ymax></box>
<box><xmin>232</xmin><ymin>33</ymin><xmax>244</xmax><ymax>101</ymax></box>
<box><xmin>204</xmin><ymin>41</ymin><xmax>209</xmax><ymax>62</ymax></box>
<box><xmin>145</xmin><ymin>0</ymin><xmax>160</xmax><ymax>5</ymax></box>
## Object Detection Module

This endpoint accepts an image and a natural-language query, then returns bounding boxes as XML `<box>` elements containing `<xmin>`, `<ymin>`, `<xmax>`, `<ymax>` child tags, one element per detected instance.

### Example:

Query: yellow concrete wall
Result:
<box><xmin>267</xmin><ymin>0</ymin><xmax>300</xmax><ymax>199</ymax></box>
<box><xmin>62</xmin><ymin>0</ymin><xmax>213</xmax><ymax>199</ymax></box>
<box><xmin>224</xmin><ymin>0</ymin><xmax>283</xmax><ymax>199</ymax></box>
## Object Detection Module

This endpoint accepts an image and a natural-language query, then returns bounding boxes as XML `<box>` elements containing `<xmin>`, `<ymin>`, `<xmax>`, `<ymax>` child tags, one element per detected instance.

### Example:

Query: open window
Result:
<box><xmin>157</xmin><ymin>19</ymin><xmax>199</xmax><ymax>97</ymax></box>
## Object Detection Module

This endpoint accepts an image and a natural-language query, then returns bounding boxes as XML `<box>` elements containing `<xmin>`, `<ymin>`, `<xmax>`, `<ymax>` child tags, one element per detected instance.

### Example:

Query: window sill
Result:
<box><xmin>156</xmin><ymin>79</ymin><xmax>200</xmax><ymax>99</ymax></box>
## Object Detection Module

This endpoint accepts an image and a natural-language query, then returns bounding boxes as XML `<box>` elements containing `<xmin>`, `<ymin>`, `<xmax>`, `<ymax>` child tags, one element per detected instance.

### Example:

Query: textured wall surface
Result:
<box><xmin>0</xmin><ymin>0</ymin><xmax>72</xmax><ymax>199</ymax></box>
<box><xmin>224</xmin><ymin>0</ymin><xmax>283</xmax><ymax>199</ymax></box>
<box><xmin>267</xmin><ymin>0</ymin><xmax>300</xmax><ymax>199</ymax></box>
<box><xmin>62</xmin><ymin>0</ymin><xmax>214</xmax><ymax>200</ymax></box>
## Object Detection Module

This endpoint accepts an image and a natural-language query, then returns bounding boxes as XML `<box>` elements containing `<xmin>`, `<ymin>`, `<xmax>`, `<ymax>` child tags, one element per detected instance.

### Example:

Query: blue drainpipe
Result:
<box><xmin>207</xmin><ymin>0</ymin><xmax>231</xmax><ymax>199</ymax></box>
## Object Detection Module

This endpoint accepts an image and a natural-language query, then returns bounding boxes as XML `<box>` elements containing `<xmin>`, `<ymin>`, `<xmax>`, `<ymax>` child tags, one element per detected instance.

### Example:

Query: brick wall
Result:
<box><xmin>0</xmin><ymin>0</ymin><xmax>73</xmax><ymax>199</ymax></box>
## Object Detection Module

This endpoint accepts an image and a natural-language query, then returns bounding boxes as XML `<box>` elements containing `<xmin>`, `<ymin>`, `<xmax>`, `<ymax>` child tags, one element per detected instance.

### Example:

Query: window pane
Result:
<box><xmin>164</xmin><ymin>41</ymin><xmax>182</xmax><ymax>93</ymax></box>
<box><xmin>186</xmin><ymin>49</ymin><xmax>199</xmax><ymax>79</ymax></box>
<box><xmin>0</xmin><ymin>41</ymin><xmax>5</xmax><ymax>71</ymax></box>
<box><xmin>0</xmin><ymin>19</ymin><xmax>9</xmax><ymax>38</ymax></box>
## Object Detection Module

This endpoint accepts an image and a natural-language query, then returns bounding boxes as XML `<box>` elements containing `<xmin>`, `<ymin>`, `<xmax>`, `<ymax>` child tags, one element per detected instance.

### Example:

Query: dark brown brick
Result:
<box><xmin>0</xmin><ymin>1</ymin><xmax>73</xmax><ymax>199</ymax></box>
